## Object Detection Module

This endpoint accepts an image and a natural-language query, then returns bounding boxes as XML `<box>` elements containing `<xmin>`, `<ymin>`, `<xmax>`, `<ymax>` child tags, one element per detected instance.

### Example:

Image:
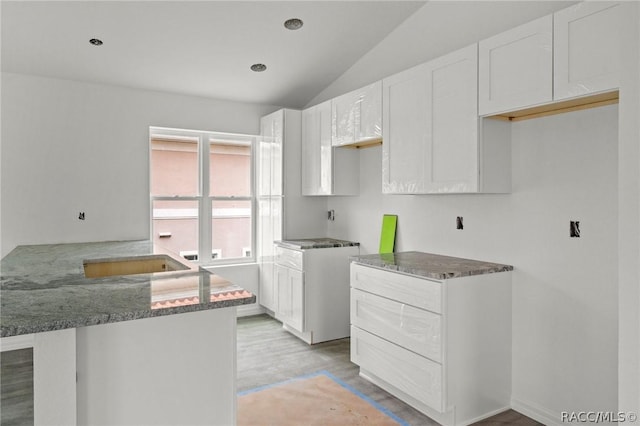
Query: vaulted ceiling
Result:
<box><xmin>2</xmin><ymin>1</ymin><xmax>577</xmax><ymax>109</ymax></box>
<box><xmin>1</xmin><ymin>1</ymin><xmax>424</xmax><ymax>108</ymax></box>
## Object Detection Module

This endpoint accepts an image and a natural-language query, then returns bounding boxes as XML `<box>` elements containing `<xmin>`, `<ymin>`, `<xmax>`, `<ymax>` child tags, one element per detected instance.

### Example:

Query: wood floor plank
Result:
<box><xmin>237</xmin><ymin>314</ymin><xmax>541</xmax><ymax>426</ymax></box>
<box><xmin>1</xmin><ymin>348</ymin><xmax>34</xmax><ymax>426</ymax></box>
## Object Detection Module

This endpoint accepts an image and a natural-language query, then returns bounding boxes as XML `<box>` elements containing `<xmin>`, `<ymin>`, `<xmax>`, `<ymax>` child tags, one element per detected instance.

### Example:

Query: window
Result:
<box><xmin>150</xmin><ymin>127</ymin><xmax>255</xmax><ymax>264</ymax></box>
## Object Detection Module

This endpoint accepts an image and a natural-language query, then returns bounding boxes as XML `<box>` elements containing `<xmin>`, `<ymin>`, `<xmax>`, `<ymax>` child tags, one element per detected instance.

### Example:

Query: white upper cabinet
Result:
<box><xmin>302</xmin><ymin>101</ymin><xmax>332</xmax><ymax>196</ymax></box>
<box><xmin>554</xmin><ymin>2</ymin><xmax>622</xmax><ymax>100</ymax></box>
<box><xmin>478</xmin><ymin>15</ymin><xmax>553</xmax><ymax>116</ymax></box>
<box><xmin>259</xmin><ymin>110</ymin><xmax>284</xmax><ymax>196</ymax></box>
<box><xmin>382</xmin><ymin>61</ymin><xmax>429</xmax><ymax>194</ymax></box>
<box><xmin>332</xmin><ymin>81</ymin><xmax>382</xmax><ymax>147</ymax></box>
<box><xmin>383</xmin><ymin>44</ymin><xmax>507</xmax><ymax>194</ymax></box>
<box><xmin>425</xmin><ymin>45</ymin><xmax>479</xmax><ymax>193</ymax></box>
<box><xmin>302</xmin><ymin>101</ymin><xmax>358</xmax><ymax>196</ymax></box>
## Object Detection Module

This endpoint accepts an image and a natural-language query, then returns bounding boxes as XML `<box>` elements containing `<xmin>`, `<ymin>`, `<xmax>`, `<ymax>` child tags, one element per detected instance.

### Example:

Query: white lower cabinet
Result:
<box><xmin>272</xmin><ymin>244</ymin><xmax>359</xmax><ymax>344</ymax></box>
<box><xmin>351</xmin><ymin>326</ymin><xmax>444</xmax><ymax>412</ymax></box>
<box><xmin>350</xmin><ymin>263</ymin><xmax>512</xmax><ymax>426</ymax></box>
<box><xmin>275</xmin><ymin>263</ymin><xmax>304</xmax><ymax>332</ymax></box>
<box><xmin>351</xmin><ymin>288</ymin><xmax>442</xmax><ymax>363</ymax></box>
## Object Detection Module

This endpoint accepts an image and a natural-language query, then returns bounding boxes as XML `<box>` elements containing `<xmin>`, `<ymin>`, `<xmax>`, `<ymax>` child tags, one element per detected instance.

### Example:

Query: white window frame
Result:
<box><xmin>150</xmin><ymin>126</ymin><xmax>256</xmax><ymax>266</ymax></box>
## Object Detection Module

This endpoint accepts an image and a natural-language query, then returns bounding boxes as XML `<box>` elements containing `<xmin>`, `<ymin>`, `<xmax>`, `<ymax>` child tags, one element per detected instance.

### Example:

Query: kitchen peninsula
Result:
<box><xmin>0</xmin><ymin>240</ymin><xmax>255</xmax><ymax>426</ymax></box>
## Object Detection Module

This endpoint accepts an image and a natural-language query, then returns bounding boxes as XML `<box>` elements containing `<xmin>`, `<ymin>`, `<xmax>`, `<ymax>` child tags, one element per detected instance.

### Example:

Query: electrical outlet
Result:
<box><xmin>328</xmin><ymin>210</ymin><xmax>335</xmax><ymax>221</ymax></box>
<box><xmin>456</xmin><ymin>216</ymin><xmax>463</xmax><ymax>230</ymax></box>
<box><xmin>570</xmin><ymin>221</ymin><xmax>580</xmax><ymax>238</ymax></box>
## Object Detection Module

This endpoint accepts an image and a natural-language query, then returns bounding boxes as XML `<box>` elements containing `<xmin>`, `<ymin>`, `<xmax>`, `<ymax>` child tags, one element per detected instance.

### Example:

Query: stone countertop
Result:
<box><xmin>352</xmin><ymin>251</ymin><xmax>513</xmax><ymax>280</ymax></box>
<box><xmin>275</xmin><ymin>238</ymin><xmax>360</xmax><ymax>250</ymax></box>
<box><xmin>0</xmin><ymin>240</ymin><xmax>255</xmax><ymax>337</ymax></box>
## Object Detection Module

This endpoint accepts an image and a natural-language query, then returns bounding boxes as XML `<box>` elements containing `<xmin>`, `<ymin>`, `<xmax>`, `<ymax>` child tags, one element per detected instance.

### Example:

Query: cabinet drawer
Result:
<box><xmin>351</xmin><ymin>326</ymin><xmax>443</xmax><ymax>412</ymax></box>
<box><xmin>275</xmin><ymin>246</ymin><xmax>303</xmax><ymax>270</ymax></box>
<box><xmin>351</xmin><ymin>263</ymin><xmax>442</xmax><ymax>314</ymax></box>
<box><xmin>351</xmin><ymin>289</ymin><xmax>442</xmax><ymax>363</ymax></box>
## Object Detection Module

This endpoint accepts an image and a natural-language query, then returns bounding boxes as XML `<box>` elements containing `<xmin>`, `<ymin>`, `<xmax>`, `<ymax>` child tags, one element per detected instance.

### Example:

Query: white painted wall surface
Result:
<box><xmin>1</xmin><ymin>72</ymin><xmax>278</xmax><ymax>258</ymax></box>
<box><xmin>329</xmin><ymin>104</ymin><xmax>619</xmax><ymax>423</ymax></box>
<box><xmin>207</xmin><ymin>263</ymin><xmax>263</xmax><ymax>317</ymax></box>
<box><xmin>76</xmin><ymin>308</ymin><xmax>237</xmax><ymax>426</ymax></box>
<box><xmin>617</xmin><ymin>2</ymin><xmax>640</xmax><ymax>419</ymax></box>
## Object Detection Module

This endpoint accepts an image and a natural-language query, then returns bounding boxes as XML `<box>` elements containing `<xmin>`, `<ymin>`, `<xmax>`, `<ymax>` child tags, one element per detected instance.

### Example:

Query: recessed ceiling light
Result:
<box><xmin>89</xmin><ymin>38</ymin><xmax>103</xmax><ymax>46</ymax></box>
<box><xmin>284</xmin><ymin>18</ymin><xmax>303</xmax><ymax>30</ymax></box>
<box><xmin>250</xmin><ymin>63</ymin><xmax>267</xmax><ymax>72</ymax></box>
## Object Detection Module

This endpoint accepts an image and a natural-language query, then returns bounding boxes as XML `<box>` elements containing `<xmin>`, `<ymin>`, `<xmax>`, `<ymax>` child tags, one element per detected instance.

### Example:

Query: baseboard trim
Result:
<box><xmin>236</xmin><ymin>304</ymin><xmax>265</xmax><ymax>318</ymax></box>
<box><xmin>1</xmin><ymin>333</ymin><xmax>35</xmax><ymax>351</ymax></box>
<box><xmin>460</xmin><ymin>406</ymin><xmax>511</xmax><ymax>426</ymax></box>
<box><xmin>511</xmin><ymin>397</ymin><xmax>562</xmax><ymax>426</ymax></box>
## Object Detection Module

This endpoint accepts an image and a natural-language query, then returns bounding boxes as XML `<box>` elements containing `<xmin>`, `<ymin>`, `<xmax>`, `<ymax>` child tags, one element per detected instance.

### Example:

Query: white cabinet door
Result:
<box><xmin>478</xmin><ymin>15</ymin><xmax>552</xmax><ymax>115</ymax></box>
<box><xmin>358</xmin><ymin>81</ymin><xmax>383</xmax><ymax>144</ymax></box>
<box><xmin>332</xmin><ymin>81</ymin><xmax>382</xmax><ymax>147</ymax></box>
<box><xmin>554</xmin><ymin>2</ymin><xmax>622</xmax><ymax>100</ymax></box>
<box><xmin>257</xmin><ymin>134</ymin><xmax>272</xmax><ymax>198</ymax></box>
<box><xmin>383</xmin><ymin>44</ymin><xmax>479</xmax><ymax>194</ymax></box>
<box><xmin>259</xmin><ymin>262</ymin><xmax>276</xmax><ymax>311</ymax></box>
<box><xmin>424</xmin><ymin>44</ymin><xmax>478</xmax><ymax>193</ymax></box>
<box><xmin>259</xmin><ymin>110</ymin><xmax>284</xmax><ymax>196</ymax></box>
<box><xmin>302</xmin><ymin>101</ymin><xmax>332</xmax><ymax>196</ymax></box>
<box><xmin>351</xmin><ymin>326</ymin><xmax>444</xmax><ymax>413</ymax></box>
<box><xmin>351</xmin><ymin>263</ymin><xmax>442</xmax><ymax>314</ymax></box>
<box><xmin>275</xmin><ymin>264</ymin><xmax>304</xmax><ymax>332</ymax></box>
<box><xmin>382</xmin><ymin>61</ymin><xmax>429</xmax><ymax>194</ymax></box>
<box><xmin>351</xmin><ymin>289</ymin><xmax>442</xmax><ymax>362</ymax></box>
<box><xmin>257</xmin><ymin>196</ymin><xmax>281</xmax><ymax>311</ymax></box>
<box><xmin>302</xmin><ymin>101</ymin><xmax>359</xmax><ymax>196</ymax></box>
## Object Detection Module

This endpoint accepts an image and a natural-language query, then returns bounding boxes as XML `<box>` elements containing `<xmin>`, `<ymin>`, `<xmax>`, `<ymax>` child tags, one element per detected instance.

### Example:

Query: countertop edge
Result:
<box><xmin>1</xmin><ymin>295</ymin><xmax>256</xmax><ymax>338</ymax></box>
<box><xmin>275</xmin><ymin>238</ymin><xmax>360</xmax><ymax>250</ymax></box>
<box><xmin>351</xmin><ymin>253</ymin><xmax>514</xmax><ymax>281</ymax></box>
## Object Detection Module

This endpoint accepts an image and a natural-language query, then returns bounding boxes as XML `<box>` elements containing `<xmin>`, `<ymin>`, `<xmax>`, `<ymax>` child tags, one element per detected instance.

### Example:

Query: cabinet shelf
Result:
<box><xmin>340</xmin><ymin>137</ymin><xmax>382</xmax><ymax>149</ymax></box>
<box><xmin>487</xmin><ymin>90</ymin><xmax>619</xmax><ymax>122</ymax></box>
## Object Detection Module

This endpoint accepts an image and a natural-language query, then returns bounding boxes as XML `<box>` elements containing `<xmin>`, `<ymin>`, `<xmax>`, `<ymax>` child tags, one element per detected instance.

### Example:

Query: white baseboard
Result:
<box><xmin>236</xmin><ymin>303</ymin><xmax>265</xmax><ymax>317</ymax></box>
<box><xmin>460</xmin><ymin>406</ymin><xmax>511</xmax><ymax>426</ymax></box>
<box><xmin>511</xmin><ymin>397</ymin><xmax>562</xmax><ymax>426</ymax></box>
<box><xmin>1</xmin><ymin>333</ymin><xmax>35</xmax><ymax>351</ymax></box>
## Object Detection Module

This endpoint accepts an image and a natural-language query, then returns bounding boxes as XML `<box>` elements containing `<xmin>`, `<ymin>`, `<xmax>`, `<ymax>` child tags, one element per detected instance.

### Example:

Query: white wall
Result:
<box><xmin>1</xmin><ymin>72</ymin><xmax>278</xmax><ymax>257</ymax></box>
<box><xmin>617</xmin><ymin>2</ymin><xmax>640</xmax><ymax>418</ymax></box>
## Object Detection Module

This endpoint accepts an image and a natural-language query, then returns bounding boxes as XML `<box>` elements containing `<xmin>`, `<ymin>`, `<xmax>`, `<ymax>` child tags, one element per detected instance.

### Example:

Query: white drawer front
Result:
<box><xmin>351</xmin><ymin>326</ymin><xmax>443</xmax><ymax>412</ymax></box>
<box><xmin>351</xmin><ymin>289</ymin><xmax>442</xmax><ymax>363</ymax></box>
<box><xmin>275</xmin><ymin>246</ymin><xmax>303</xmax><ymax>270</ymax></box>
<box><xmin>351</xmin><ymin>263</ymin><xmax>442</xmax><ymax>314</ymax></box>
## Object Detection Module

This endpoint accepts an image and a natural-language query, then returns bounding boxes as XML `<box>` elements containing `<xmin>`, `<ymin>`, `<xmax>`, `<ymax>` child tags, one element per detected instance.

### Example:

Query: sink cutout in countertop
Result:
<box><xmin>83</xmin><ymin>254</ymin><xmax>190</xmax><ymax>278</ymax></box>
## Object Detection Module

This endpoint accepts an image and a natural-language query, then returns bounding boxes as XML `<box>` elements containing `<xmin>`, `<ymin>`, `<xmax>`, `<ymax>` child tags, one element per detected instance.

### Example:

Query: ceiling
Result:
<box><xmin>1</xmin><ymin>1</ymin><xmax>425</xmax><ymax>108</ymax></box>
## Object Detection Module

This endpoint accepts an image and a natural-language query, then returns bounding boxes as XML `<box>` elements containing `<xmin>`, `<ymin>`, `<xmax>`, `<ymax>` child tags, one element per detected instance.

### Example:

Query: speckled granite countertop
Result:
<box><xmin>352</xmin><ymin>251</ymin><xmax>513</xmax><ymax>280</ymax></box>
<box><xmin>0</xmin><ymin>240</ymin><xmax>255</xmax><ymax>337</ymax></box>
<box><xmin>275</xmin><ymin>238</ymin><xmax>360</xmax><ymax>250</ymax></box>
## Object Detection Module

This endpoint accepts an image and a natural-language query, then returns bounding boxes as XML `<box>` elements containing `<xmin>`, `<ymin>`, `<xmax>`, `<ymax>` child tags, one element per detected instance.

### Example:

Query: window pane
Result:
<box><xmin>211</xmin><ymin>199</ymin><xmax>252</xmax><ymax>260</ymax></box>
<box><xmin>151</xmin><ymin>138</ymin><xmax>199</xmax><ymax>196</ymax></box>
<box><xmin>210</xmin><ymin>139</ymin><xmax>251</xmax><ymax>197</ymax></box>
<box><xmin>152</xmin><ymin>200</ymin><xmax>199</xmax><ymax>260</ymax></box>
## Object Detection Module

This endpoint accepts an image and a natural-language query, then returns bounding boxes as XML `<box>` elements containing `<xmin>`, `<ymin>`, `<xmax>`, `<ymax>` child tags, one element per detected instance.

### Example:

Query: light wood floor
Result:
<box><xmin>0</xmin><ymin>348</ymin><xmax>34</xmax><ymax>426</ymax></box>
<box><xmin>237</xmin><ymin>314</ymin><xmax>542</xmax><ymax>426</ymax></box>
